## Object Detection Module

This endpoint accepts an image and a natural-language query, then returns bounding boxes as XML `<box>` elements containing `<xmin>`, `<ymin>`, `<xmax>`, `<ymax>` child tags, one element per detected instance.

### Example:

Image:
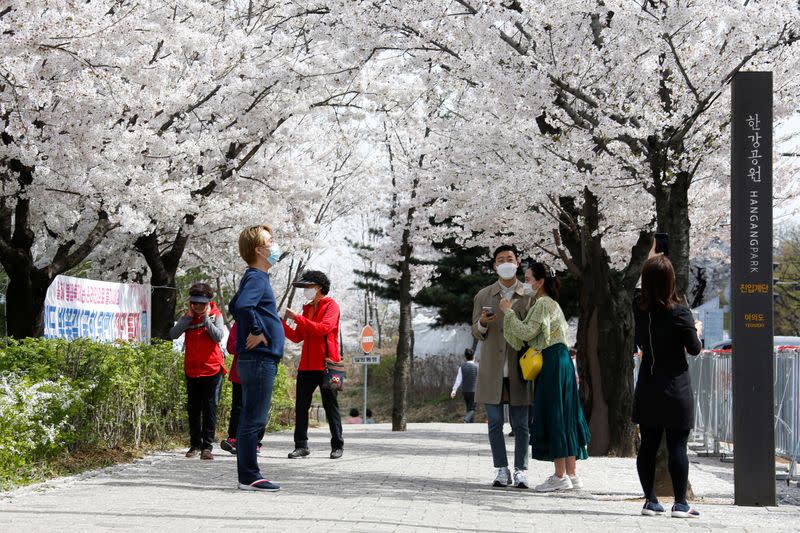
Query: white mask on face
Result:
<box><xmin>522</xmin><ymin>282</ymin><xmax>534</xmax><ymax>296</ymax></box>
<box><xmin>303</xmin><ymin>287</ymin><xmax>317</xmax><ymax>302</ymax></box>
<box><xmin>496</xmin><ymin>262</ymin><xmax>518</xmax><ymax>280</ymax></box>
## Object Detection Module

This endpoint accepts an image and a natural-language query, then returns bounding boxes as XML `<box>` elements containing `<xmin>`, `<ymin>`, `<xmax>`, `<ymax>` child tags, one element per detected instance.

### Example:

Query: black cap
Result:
<box><xmin>292</xmin><ymin>270</ymin><xmax>331</xmax><ymax>295</ymax></box>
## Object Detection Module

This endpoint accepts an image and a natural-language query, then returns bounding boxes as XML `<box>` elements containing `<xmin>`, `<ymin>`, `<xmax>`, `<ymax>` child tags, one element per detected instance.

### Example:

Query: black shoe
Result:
<box><xmin>288</xmin><ymin>447</ymin><xmax>310</xmax><ymax>459</ymax></box>
<box><xmin>330</xmin><ymin>448</ymin><xmax>343</xmax><ymax>459</ymax></box>
<box><xmin>185</xmin><ymin>447</ymin><xmax>199</xmax><ymax>458</ymax></box>
<box><xmin>220</xmin><ymin>438</ymin><xmax>237</xmax><ymax>455</ymax></box>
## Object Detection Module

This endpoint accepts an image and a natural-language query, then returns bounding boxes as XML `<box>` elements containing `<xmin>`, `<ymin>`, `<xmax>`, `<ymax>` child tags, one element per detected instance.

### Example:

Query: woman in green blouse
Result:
<box><xmin>499</xmin><ymin>262</ymin><xmax>590</xmax><ymax>492</ymax></box>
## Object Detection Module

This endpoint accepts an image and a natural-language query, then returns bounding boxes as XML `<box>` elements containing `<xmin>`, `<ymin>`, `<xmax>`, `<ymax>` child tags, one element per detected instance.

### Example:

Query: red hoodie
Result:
<box><xmin>282</xmin><ymin>297</ymin><xmax>340</xmax><ymax>371</ymax></box>
<box><xmin>184</xmin><ymin>301</ymin><xmax>227</xmax><ymax>378</ymax></box>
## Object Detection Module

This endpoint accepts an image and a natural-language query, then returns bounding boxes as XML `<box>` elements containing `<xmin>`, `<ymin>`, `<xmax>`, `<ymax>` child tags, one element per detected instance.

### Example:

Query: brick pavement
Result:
<box><xmin>1</xmin><ymin>423</ymin><xmax>799</xmax><ymax>532</ymax></box>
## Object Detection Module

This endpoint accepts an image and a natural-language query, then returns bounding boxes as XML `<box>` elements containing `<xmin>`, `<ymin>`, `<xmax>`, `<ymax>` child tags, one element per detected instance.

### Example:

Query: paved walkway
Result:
<box><xmin>1</xmin><ymin>423</ymin><xmax>799</xmax><ymax>532</ymax></box>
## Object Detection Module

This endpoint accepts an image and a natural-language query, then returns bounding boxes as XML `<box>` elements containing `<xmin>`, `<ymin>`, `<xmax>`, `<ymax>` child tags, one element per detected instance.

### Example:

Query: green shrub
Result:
<box><xmin>0</xmin><ymin>374</ymin><xmax>86</xmax><ymax>474</ymax></box>
<box><xmin>0</xmin><ymin>337</ymin><xmax>294</xmax><ymax>488</ymax></box>
<box><xmin>369</xmin><ymin>354</ymin><xmax>396</xmax><ymax>390</ymax></box>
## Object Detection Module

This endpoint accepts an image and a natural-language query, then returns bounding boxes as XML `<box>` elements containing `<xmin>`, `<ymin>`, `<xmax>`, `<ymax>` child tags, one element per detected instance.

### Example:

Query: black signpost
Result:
<box><xmin>730</xmin><ymin>71</ymin><xmax>775</xmax><ymax>507</ymax></box>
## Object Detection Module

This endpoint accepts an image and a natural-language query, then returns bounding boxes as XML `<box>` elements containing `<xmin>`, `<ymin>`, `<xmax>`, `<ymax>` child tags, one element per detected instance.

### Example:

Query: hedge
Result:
<box><xmin>0</xmin><ymin>337</ymin><xmax>294</xmax><ymax>488</ymax></box>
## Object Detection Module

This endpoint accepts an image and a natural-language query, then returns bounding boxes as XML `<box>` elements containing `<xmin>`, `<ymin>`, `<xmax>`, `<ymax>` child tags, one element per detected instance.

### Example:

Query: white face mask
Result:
<box><xmin>496</xmin><ymin>262</ymin><xmax>518</xmax><ymax>280</ymax></box>
<box><xmin>303</xmin><ymin>287</ymin><xmax>318</xmax><ymax>302</ymax></box>
<box><xmin>522</xmin><ymin>282</ymin><xmax>534</xmax><ymax>296</ymax></box>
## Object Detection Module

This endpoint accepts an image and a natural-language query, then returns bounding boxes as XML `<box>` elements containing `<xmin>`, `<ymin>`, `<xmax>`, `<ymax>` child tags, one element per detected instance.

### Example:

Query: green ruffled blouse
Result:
<box><xmin>502</xmin><ymin>295</ymin><xmax>569</xmax><ymax>351</ymax></box>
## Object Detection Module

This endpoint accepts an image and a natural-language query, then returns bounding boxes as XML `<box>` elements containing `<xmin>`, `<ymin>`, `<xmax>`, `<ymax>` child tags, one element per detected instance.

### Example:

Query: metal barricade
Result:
<box><xmin>774</xmin><ymin>349</ymin><xmax>800</xmax><ymax>479</ymax></box>
<box><xmin>687</xmin><ymin>348</ymin><xmax>800</xmax><ymax>480</ymax></box>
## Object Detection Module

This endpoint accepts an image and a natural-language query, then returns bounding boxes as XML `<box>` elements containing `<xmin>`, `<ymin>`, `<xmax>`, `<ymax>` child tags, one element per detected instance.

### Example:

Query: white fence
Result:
<box><xmin>686</xmin><ymin>349</ymin><xmax>800</xmax><ymax>481</ymax></box>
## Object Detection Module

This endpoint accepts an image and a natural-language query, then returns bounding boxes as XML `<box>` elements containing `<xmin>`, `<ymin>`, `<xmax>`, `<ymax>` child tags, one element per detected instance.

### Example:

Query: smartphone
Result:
<box><xmin>482</xmin><ymin>306</ymin><xmax>495</xmax><ymax>317</ymax></box>
<box><xmin>655</xmin><ymin>232</ymin><xmax>669</xmax><ymax>256</ymax></box>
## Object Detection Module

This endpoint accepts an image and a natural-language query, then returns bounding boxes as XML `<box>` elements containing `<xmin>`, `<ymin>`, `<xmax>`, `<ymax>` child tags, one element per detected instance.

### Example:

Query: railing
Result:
<box><xmin>686</xmin><ymin>348</ymin><xmax>800</xmax><ymax>481</ymax></box>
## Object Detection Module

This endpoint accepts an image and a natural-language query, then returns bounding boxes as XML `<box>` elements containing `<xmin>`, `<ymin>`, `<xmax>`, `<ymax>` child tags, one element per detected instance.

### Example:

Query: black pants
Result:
<box><xmin>463</xmin><ymin>391</ymin><xmax>476</xmax><ymax>422</ymax></box>
<box><xmin>294</xmin><ymin>370</ymin><xmax>344</xmax><ymax>450</ymax></box>
<box><xmin>227</xmin><ymin>382</ymin><xmax>265</xmax><ymax>444</ymax></box>
<box><xmin>186</xmin><ymin>372</ymin><xmax>223</xmax><ymax>451</ymax></box>
<box><xmin>637</xmin><ymin>426</ymin><xmax>691</xmax><ymax>503</ymax></box>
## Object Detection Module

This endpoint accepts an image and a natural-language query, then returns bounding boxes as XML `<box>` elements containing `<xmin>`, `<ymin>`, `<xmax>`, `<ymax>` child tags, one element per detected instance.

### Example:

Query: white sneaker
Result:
<box><xmin>492</xmin><ymin>467</ymin><xmax>512</xmax><ymax>487</ymax></box>
<box><xmin>534</xmin><ymin>474</ymin><xmax>573</xmax><ymax>492</ymax></box>
<box><xmin>569</xmin><ymin>474</ymin><xmax>583</xmax><ymax>489</ymax></box>
<box><xmin>513</xmin><ymin>468</ymin><xmax>529</xmax><ymax>489</ymax></box>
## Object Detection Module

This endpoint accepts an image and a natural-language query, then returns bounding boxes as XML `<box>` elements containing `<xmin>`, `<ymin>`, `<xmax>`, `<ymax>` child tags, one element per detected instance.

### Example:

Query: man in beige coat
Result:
<box><xmin>472</xmin><ymin>245</ymin><xmax>533</xmax><ymax>488</ymax></box>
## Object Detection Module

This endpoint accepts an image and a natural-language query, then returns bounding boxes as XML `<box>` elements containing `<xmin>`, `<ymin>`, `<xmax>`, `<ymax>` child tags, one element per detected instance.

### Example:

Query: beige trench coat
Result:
<box><xmin>471</xmin><ymin>281</ymin><xmax>533</xmax><ymax>406</ymax></box>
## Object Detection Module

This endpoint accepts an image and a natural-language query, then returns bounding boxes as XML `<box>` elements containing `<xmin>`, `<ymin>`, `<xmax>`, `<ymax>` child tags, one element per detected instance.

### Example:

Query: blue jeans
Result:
<box><xmin>485</xmin><ymin>403</ymin><xmax>530</xmax><ymax>470</ymax></box>
<box><xmin>236</xmin><ymin>354</ymin><xmax>278</xmax><ymax>484</ymax></box>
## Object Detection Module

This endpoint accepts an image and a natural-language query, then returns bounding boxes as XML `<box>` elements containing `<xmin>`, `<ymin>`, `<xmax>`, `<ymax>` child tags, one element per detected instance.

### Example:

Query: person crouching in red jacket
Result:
<box><xmin>282</xmin><ymin>270</ymin><xmax>343</xmax><ymax>459</ymax></box>
<box><xmin>169</xmin><ymin>282</ymin><xmax>227</xmax><ymax>460</ymax></box>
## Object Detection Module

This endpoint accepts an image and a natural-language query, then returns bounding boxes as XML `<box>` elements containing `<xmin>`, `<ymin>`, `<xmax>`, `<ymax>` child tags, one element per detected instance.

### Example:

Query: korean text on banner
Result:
<box><xmin>44</xmin><ymin>275</ymin><xmax>151</xmax><ymax>343</ymax></box>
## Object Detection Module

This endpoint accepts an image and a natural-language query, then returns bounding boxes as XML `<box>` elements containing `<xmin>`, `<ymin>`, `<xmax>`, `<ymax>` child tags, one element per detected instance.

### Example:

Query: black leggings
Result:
<box><xmin>637</xmin><ymin>426</ymin><xmax>690</xmax><ymax>503</ymax></box>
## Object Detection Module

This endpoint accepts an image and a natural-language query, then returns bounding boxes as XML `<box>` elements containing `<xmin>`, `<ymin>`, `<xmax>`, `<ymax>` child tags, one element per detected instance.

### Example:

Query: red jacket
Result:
<box><xmin>227</xmin><ymin>322</ymin><xmax>240</xmax><ymax>384</ymax></box>
<box><xmin>282</xmin><ymin>297</ymin><xmax>340</xmax><ymax>371</ymax></box>
<box><xmin>184</xmin><ymin>302</ymin><xmax>227</xmax><ymax>378</ymax></box>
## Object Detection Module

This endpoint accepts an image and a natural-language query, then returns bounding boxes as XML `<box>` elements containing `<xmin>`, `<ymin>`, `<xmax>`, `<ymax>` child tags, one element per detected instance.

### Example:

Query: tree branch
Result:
<box><xmin>47</xmin><ymin>210</ymin><xmax>118</xmax><ymax>278</ymax></box>
<box><xmin>552</xmin><ymin>228</ymin><xmax>581</xmax><ymax>277</ymax></box>
<box><xmin>663</xmin><ymin>33</ymin><xmax>700</xmax><ymax>103</ymax></box>
<box><xmin>157</xmin><ymin>84</ymin><xmax>222</xmax><ymax>135</ymax></box>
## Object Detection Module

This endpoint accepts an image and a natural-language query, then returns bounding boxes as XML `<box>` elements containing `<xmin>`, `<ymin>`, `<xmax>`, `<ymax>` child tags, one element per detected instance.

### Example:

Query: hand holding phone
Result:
<box><xmin>480</xmin><ymin>306</ymin><xmax>497</xmax><ymax>326</ymax></box>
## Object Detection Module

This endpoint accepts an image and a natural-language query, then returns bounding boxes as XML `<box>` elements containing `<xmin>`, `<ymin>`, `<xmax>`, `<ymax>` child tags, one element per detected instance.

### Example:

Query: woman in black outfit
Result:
<box><xmin>633</xmin><ymin>252</ymin><xmax>702</xmax><ymax>518</ymax></box>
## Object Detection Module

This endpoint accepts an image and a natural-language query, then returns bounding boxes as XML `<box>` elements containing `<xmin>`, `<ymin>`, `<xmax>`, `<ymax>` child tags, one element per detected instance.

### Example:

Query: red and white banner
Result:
<box><xmin>44</xmin><ymin>275</ymin><xmax>151</xmax><ymax>342</ymax></box>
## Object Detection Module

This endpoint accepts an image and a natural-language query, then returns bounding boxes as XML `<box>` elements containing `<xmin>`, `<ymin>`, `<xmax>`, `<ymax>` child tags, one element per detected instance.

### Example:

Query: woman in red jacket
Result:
<box><xmin>169</xmin><ymin>283</ymin><xmax>227</xmax><ymax>460</ymax></box>
<box><xmin>282</xmin><ymin>270</ymin><xmax>343</xmax><ymax>459</ymax></box>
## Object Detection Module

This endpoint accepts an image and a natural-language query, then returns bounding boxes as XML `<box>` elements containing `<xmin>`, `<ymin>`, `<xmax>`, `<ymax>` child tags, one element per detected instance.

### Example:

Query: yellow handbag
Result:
<box><xmin>519</xmin><ymin>346</ymin><xmax>543</xmax><ymax>381</ymax></box>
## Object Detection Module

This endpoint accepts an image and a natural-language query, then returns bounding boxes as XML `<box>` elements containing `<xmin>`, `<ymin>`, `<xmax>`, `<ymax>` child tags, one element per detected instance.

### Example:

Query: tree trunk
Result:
<box><xmin>4</xmin><ymin>259</ymin><xmax>49</xmax><ymax>338</ymax></box>
<box><xmin>392</xmin><ymin>228</ymin><xmax>413</xmax><ymax>432</ymax></box>
<box><xmin>134</xmin><ymin>224</ymin><xmax>191</xmax><ymax>341</ymax></box>
<box><xmin>560</xmin><ymin>189</ymin><xmax>648</xmax><ymax>457</ymax></box>
<box><xmin>654</xmin><ymin>171</ymin><xmax>692</xmax><ymax>297</ymax></box>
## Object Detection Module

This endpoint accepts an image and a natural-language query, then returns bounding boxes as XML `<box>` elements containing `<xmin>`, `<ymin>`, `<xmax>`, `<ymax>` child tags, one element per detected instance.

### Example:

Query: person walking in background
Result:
<box><xmin>346</xmin><ymin>408</ymin><xmax>361</xmax><ymax>424</ymax></box>
<box><xmin>220</xmin><ymin>322</ymin><xmax>265</xmax><ymax>455</ymax></box>
<box><xmin>500</xmin><ymin>262</ymin><xmax>590</xmax><ymax>492</ymax></box>
<box><xmin>450</xmin><ymin>348</ymin><xmax>479</xmax><ymax>423</ymax></box>
<box><xmin>633</xmin><ymin>245</ymin><xmax>702</xmax><ymax>518</ymax></box>
<box><xmin>472</xmin><ymin>245</ymin><xmax>534</xmax><ymax>489</ymax></box>
<box><xmin>228</xmin><ymin>224</ymin><xmax>286</xmax><ymax>492</ymax></box>
<box><xmin>169</xmin><ymin>283</ymin><xmax>227</xmax><ymax>461</ymax></box>
<box><xmin>282</xmin><ymin>270</ymin><xmax>344</xmax><ymax>460</ymax></box>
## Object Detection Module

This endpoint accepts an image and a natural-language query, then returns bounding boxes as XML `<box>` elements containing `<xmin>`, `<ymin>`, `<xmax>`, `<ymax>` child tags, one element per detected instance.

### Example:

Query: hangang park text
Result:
<box><xmin>2</xmin><ymin>2</ymin><xmax>800</xmax><ymax>531</ymax></box>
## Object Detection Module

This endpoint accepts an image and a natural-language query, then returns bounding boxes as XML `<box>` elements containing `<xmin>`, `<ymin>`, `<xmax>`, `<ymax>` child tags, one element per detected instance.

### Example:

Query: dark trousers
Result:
<box><xmin>186</xmin><ymin>372</ymin><xmax>223</xmax><ymax>451</ymax></box>
<box><xmin>294</xmin><ymin>370</ymin><xmax>344</xmax><ymax>450</ymax></box>
<box><xmin>227</xmin><ymin>382</ymin><xmax>265</xmax><ymax>444</ymax></box>
<box><xmin>637</xmin><ymin>426</ymin><xmax>691</xmax><ymax>503</ymax></box>
<box><xmin>463</xmin><ymin>391</ymin><xmax>476</xmax><ymax>422</ymax></box>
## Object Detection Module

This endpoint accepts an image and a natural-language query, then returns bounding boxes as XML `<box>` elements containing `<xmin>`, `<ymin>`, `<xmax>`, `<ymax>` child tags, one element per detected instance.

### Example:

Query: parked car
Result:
<box><xmin>708</xmin><ymin>336</ymin><xmax>800</xmax><ymax>353</ymax></box>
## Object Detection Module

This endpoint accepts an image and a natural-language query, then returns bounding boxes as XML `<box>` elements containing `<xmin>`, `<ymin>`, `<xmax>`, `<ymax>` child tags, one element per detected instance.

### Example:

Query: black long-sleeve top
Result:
<box><xmin>634</xmin><ymin>301</ymin><xmax>702</xmax><ymax>377</ymax></box>
<box><xmin>632</xmin><ymin>297</ymin><xmax>702</xmax><ymax>430</ymax></box>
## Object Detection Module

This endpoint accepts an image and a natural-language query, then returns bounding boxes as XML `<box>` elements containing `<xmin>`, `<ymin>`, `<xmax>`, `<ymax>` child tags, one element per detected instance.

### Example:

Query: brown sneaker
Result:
<box><xmin>185</xmin><ymin>447</ymin><xmax>199</xmax><ymax>458</ymax></box>
<box><xmin>200</xmin><ymin>449</ymin><xmax>214</xmax><ymax>460</ymax></box>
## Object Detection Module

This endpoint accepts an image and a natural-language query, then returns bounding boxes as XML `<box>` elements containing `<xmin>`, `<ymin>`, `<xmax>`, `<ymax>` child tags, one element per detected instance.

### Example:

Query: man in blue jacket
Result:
<box><xmin>228</xmin><ymin>224</ymin><xmax>285</xmax><ymax>492</ymax></box>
